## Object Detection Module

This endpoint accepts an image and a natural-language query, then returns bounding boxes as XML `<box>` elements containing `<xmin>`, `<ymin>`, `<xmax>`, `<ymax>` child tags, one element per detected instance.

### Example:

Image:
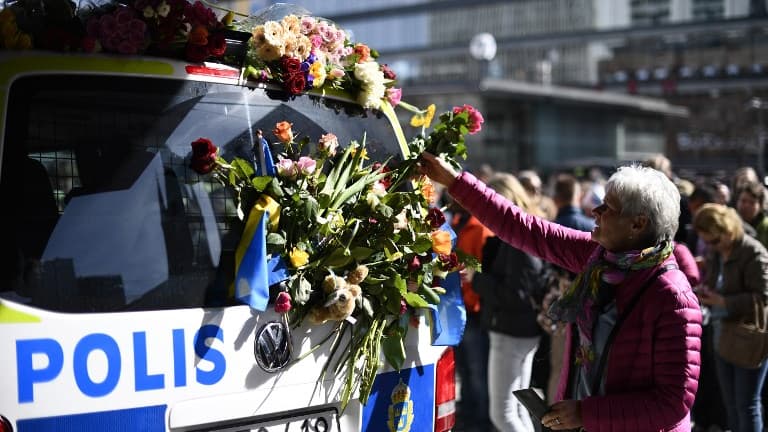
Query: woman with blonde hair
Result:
<box><xmin>473</xmin><ymin>172</ymin><xmax>546</xmax><ymax>431</ymax></box>
<box><xmin>695</xmin><ymin>203</ymin><xmax>768</xmax><ymax>432</ymax></box>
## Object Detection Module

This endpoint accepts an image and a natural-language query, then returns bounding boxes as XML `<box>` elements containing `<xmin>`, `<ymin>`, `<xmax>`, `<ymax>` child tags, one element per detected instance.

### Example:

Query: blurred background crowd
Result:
<box><xmin>435</xmin><ymin>156</ymin><xmax>768</xmax><ymax>432</ymax></box>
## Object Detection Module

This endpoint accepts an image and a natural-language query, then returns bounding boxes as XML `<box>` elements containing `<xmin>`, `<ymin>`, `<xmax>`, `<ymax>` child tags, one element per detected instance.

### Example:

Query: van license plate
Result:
<box><xmin>247</xmin><ymin>408</ymin><xmax>339</xmax><ymax>432</ymax></box>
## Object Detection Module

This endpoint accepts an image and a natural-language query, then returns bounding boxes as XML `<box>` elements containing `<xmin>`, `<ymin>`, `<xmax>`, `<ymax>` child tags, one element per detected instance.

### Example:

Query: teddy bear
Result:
<box><xmin>308</xmin><ymin>265</ymin><xmax>368</xmax><ymax>324</ymax></box>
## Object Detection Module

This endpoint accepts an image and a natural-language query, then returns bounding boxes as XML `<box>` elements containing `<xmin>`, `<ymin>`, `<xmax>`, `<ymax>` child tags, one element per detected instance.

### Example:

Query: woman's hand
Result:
<box><xmin>697</xmin><ymin>288</ymin><xmax>726</xmax><ymax>307</ymax></box>
<box><xmin>541</xmin><ymin>400</ymin><xmax>583</xmax><ymax>431</ymax></box>
<box><xmin>416</xmin><ymin>152</ymin><xmax>459</xmax><ymax>188</ymax></box>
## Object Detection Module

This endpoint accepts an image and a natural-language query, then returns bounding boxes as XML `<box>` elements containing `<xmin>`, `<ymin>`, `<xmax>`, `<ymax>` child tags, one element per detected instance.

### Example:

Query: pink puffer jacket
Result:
<box><xmin>449</xmin><ymin>172</ymin><xmax>703</xmax><ymax>432</ymax></box>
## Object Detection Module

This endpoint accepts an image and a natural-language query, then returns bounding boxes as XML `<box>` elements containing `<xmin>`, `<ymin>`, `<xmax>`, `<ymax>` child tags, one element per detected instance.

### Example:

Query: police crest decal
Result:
<box><xmin>387</xmin><ymin>379</ymin><xmax>414</xmax><ymax>432</ymax></box>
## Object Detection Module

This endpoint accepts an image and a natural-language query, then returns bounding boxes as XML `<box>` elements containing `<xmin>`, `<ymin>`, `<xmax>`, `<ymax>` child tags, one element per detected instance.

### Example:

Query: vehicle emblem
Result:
<box><xmin>253</xmin><ymin>319</ymin><xmax>293</xmax><ymax>373</ymax></box>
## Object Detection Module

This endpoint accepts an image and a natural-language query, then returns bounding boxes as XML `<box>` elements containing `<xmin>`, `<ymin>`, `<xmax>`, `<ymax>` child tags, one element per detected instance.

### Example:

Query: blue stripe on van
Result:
<box><xmin>17</xmin><ymin>405</ymin><xmax>166</xmax><ymax>432</ymax></box>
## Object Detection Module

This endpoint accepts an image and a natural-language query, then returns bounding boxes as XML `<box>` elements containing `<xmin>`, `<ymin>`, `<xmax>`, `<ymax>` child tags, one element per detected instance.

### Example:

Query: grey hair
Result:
<box><xmin>605</xmin><ymin>164</ymin><xmax>680</xmax><ymax>243</ymax></box>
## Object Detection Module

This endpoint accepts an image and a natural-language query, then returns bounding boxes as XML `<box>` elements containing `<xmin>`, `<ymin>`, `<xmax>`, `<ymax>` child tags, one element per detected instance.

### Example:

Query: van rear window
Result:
<box><xmin>0</xmin><ymin>74</ymin><xmax>402</xmax><ymax>313</ymax></box>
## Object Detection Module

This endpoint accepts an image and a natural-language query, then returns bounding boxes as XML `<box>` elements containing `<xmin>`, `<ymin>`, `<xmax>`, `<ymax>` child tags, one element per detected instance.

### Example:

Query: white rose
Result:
<box><xmin>263</xmin><ymin>21</ymin><xmax>286</xmax><ymax>48</ymax></box>
<box><xmin>353</xmin><ymin>62</ymin><xmax>380</xmax><ymax>83</ymax></box>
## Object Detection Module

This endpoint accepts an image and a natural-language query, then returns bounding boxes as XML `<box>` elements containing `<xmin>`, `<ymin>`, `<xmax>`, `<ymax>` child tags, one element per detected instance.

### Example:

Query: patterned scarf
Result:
<box><xmin>548</xmin><ymin>241</ymin><xmax>673</xmax><ymax>368</ymax></box>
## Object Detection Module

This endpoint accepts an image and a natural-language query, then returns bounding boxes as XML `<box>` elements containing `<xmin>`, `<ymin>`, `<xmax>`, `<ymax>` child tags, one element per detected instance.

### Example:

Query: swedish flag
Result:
<box><xmin>234</xmin><ymin>195</ymin><xmax>280</xmax><ymax>310</ymax></box>
<box><xmin>429</xmin><ymin>222</ymin><xmax>467</xmax><ymax>346</ymax></box>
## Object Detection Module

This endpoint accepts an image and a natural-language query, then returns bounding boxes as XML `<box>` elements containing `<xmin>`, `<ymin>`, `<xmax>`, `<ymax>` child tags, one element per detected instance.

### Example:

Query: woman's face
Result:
<box><xmin>697</xmin><ymin>230</ymin><xmax>732</xmax><ymax>255</ymax></box>
<box><xmin>736</xmin><ymin>191</ymin><xmax>761</xmax><ymax>222</ymax></box>
<box><xmin>591</xmin><ymin>191</ymin><xmax>636</xmax><ymax>252</ymax></box>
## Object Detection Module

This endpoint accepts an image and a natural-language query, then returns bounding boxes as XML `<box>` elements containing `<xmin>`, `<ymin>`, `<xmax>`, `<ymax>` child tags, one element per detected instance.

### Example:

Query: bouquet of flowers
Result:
<box><xmin>189</xmin><ymin>104</ymin><xmax>484</xmax><ymax>407</ymax></box>
<box><xmin>237</xmin><ymin>7</ymin><xmax>402</xmax><ymax>110</ymax></box>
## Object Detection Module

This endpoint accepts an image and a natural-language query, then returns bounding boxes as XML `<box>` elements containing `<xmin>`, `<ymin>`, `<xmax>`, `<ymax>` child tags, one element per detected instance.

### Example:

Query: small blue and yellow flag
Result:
<box><xmin>429</xmin><ymin>221</ymin><xmax>466</xmax><ymax>346</ymax></box>
<box><xmin>234</xmin><ymin>195</ymin><xmax>280</xmax><ymax>310</ymax></box>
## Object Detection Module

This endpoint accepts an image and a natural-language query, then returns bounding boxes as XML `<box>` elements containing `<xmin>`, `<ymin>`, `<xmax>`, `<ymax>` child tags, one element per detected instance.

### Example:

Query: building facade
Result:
<box><xmin>241</xmin><ymin>0</ymin><xmax>767</xmax><ymax>175</ymax></box>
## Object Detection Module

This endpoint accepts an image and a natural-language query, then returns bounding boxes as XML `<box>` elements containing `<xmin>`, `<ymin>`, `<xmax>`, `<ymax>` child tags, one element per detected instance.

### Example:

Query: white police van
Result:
<box><xmin>0</xmin><ymin>51</ymin><xmax>456</xmax><ymax>432</ymax></box>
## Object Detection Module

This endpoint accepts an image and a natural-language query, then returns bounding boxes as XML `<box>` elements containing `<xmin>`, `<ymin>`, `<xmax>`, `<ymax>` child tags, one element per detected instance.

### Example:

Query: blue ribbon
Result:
<box><xmin>255</xmin><ymin>134</ymin><xmax>276</xmax><ymax>177</ymax></box>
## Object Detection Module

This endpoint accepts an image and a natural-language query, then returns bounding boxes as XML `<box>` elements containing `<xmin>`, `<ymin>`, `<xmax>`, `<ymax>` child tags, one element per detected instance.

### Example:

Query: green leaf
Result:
<box><xmin>304</xmin><ymin>196</ymin><xmax>319</xmax><ymax>221</ymax></box>
<box><xmin>231</xmin><ymin>157</ymin><xmax>255</xmax><ymax>179</ymax></box>
<box><xmin>251</xmin><ymin>176</ymin><xmax>273</xmax><ymax>191</ymax></box>
<box><xmin>385</xmin><ymin>292</ymin><xmax>402</xmax><ymax>315</ymax></box>
<box><xmin>323</xmin><ymin>247</ymin><xmax>352</xmax><ymax>268</ymax></box>
<box><xmin>419</xmin><ymin>285</ymin><xmax>441</xmax><ymax>304</ymax></box>
<box><xmin>382</xmin><ymin>332</ymin><xmax>406</xmax><ymax>370</ymax></box>
<box><xmin>350</xmin><ymin>246</ymin><xmax>374</xmax><ymax>260</ymax></box>
<box><xmin>403</xmin><ymin>291</ymin><xmax>430</xmax><ymax>308</ymax></box>
<box><xmin>413</xmin><ymin>234</ymin><xmax>433</xmax><ymax>254</ymax></box>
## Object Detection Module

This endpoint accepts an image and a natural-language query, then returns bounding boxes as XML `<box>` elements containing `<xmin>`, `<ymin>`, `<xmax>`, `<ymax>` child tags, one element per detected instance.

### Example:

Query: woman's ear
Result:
<box><xmin>630</xmin><ymin>214</ymin><xmax>649</xmax><ymax>237</ymax></box>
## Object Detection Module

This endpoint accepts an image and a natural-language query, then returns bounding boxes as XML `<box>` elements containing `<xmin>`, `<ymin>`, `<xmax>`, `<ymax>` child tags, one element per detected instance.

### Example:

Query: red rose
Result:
<box><xmin>281</xmin><ymin>56</ymin><xmax>302</xmax><ymax>74</ymax></box>
<box><xmin>185</xmin><ymin>42</ymin><xmax>209</xmax><ymax>63</ymax></box>
<box><xmin>274</xmin><ymin>291</ymin><xmax>292</xmax><ymax>313</ymax></box>
<box><xmin>190</xmin><ymin>137</ymin><xmax>218</xmax><ymax>174</ymax></box>
<box><xmin>207</xmin><ymin>32</ymin><xmax>226</xmax><ymax>57</ymax></box>
<box><xmin>425</xmin><ymin>207</ymin><xmax>446</xmax><ymax>229</ymax></box>
<box><xmin>285</xmin><ymin>73</ymin><xmax>306</xmax><ymax>95</ymax></box>
<box><xmin>380</xmin><ymin>63</ymin><xmax>397</xmax><ymax>80</ymax></box>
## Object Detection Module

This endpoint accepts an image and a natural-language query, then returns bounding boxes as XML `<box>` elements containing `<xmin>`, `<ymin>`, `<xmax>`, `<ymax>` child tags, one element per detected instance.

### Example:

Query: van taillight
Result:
<box><xmin>434</xmin><ymin>347</ymin><xmax>456</xmax><ymax>432</ymax></box>
<box><xmin>0</xmin><ymin>415</ymin><xmax>13</xmax><ymax>432</ymax></box>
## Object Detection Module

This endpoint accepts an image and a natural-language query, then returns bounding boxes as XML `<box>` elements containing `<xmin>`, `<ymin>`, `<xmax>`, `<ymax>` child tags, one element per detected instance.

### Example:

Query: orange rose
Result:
<box><xmin>188</xmin><ymin>25</ymin><xmax>209</xmax><ymax>46</ymax></box>
<box><xmin>353</xmin><ymin>43</ymin><xmax>370</xmax><ymax>63</ymax></box>
<box><xmin>420</xmin><ymin>177</ymin><xmax>437</xmax><ymax>205</ymax></box>
<box><xmin>431</xmin><ymin>230</ymin><xmax>452</xmax><ymax>255</ymax></box>
<box><xmin>273</xmin><ymin>121</ymin><xmax>294</xmax><ymax>144</ymax></box>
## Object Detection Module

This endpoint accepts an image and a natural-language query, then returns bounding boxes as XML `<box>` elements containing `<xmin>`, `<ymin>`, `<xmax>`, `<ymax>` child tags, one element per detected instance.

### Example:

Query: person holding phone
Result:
<box><xmin>417</xmin><ymin>153</ymin><xmax>702</xmax><ymax>431</ymax></box>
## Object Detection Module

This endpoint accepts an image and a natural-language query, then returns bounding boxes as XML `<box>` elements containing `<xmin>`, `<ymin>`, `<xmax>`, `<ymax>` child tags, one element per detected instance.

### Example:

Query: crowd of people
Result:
<box><xmin>422</xmin><ymin>154</ymin><xmax>768</xmax><ymax>432</ymax></box>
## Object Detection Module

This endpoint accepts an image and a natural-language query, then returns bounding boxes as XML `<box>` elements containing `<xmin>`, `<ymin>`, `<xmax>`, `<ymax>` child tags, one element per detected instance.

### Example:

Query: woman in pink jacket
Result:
<box><xmin>418</xmin><ymin>153</ymin><xmax>702</xmax><ymax>432</ymax></box>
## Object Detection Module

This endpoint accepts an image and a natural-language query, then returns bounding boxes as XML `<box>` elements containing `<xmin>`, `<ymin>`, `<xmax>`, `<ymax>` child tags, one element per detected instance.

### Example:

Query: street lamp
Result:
<box><xmin>469</xmin><ymin>32</ymin><xmax>497</xmax><ymax>80</ymax></box>
<box><xmin>748</xmin><ymin>97</ymin><xmax>766</xmax><ymax>177</ymax></box>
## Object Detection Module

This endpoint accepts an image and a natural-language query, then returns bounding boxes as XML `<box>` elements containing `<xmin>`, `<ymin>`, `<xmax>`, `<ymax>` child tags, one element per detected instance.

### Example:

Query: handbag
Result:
<box><xmin>717</xmin><ymin>294</ymin><xmax>768</xmax><ymax>369</ymax></box>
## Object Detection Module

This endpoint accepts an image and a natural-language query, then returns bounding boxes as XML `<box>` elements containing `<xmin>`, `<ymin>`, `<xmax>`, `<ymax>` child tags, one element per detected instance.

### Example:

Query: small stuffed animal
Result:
<box><xmin>308</xmin><ymin>265</ymin><xmax>368</xmax><ymax>324</ymax></box>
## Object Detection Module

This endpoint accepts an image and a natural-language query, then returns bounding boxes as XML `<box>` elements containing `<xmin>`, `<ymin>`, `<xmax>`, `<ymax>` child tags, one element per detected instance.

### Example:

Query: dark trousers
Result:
<box><xmin>454</xmin><ymin>312</ymin><xmax>491</xmax><ymax>431</ymax></box>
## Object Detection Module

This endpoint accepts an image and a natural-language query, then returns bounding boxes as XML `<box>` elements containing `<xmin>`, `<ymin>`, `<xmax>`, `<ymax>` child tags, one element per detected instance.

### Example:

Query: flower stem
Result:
<box><xmin>397</xmin><ymin>100</ymin><xmax>425</xmax><ymax>115</ymax></box>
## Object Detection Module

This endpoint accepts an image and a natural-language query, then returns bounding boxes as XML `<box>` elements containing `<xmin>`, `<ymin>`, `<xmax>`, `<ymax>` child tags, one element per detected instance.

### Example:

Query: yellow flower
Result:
<box><xmin>289</xmin><ymin>247</ymin><xmax>309</xmax><ymax>268</ymax></box>
<box><xmin>309</xmin><ymin>61</ymin><xmax>326</xmax><ymax>87</ymax></box>
<box><xmin>409</xmin><ymin>104</ymin><xmax>436</xmax><ymax>128</ymax></box>
<box><xmin>431</xmin><ymin>230</ymin><xmax>452</xmax><ymax>255</ymax></box>
<box><xmin>350</xmin><ymin>145</ymin><xmax>369</xmax><ymax>160</ymax></box>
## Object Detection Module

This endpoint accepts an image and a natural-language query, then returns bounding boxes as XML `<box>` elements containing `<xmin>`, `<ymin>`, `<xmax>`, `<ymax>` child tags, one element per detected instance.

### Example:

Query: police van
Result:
<box><xmin>0</xmin><ymin>30</ymin><xmax>458</xmax><ymax>432</ymax></box>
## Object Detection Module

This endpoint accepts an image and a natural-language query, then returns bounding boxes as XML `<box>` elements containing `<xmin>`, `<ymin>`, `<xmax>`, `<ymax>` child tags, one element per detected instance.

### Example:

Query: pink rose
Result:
<box><xmin>276</xmin><ymin>158</ymin><xmax>298</xmax><ymax>179</ymax></box>
<box><xmin>296</xmin><ymin>156</ymin><xmax>316</xmax><ymax>175</ymax></box>
<box><xmin>452</xmin><ymin>104</ymin><xmax>484</xmax><ymax>134</ymax></box>
<box><xmin>386</xmin><ymin>88</ymin><xmax>402</xmax><ymax>107</ymax></box>
<box><xmin>318</xmin><ymin>133</ymin><xmax>338</xmax><ymax>156</ymax></box>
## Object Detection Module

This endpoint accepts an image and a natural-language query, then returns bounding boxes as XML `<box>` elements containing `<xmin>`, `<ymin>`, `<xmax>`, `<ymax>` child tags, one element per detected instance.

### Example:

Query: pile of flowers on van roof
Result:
<box><xmin>0</xmin><ymin>0</ymin><xmax>400</xmax><ymax>109</ymax></box>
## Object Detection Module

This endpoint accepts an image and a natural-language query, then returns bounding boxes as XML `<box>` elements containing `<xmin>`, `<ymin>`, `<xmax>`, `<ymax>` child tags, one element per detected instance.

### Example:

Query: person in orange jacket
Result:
<box><xmin>451</xmin><ymin>202</ymin><xmax>494</xmax><ymax>432</ymax></box>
